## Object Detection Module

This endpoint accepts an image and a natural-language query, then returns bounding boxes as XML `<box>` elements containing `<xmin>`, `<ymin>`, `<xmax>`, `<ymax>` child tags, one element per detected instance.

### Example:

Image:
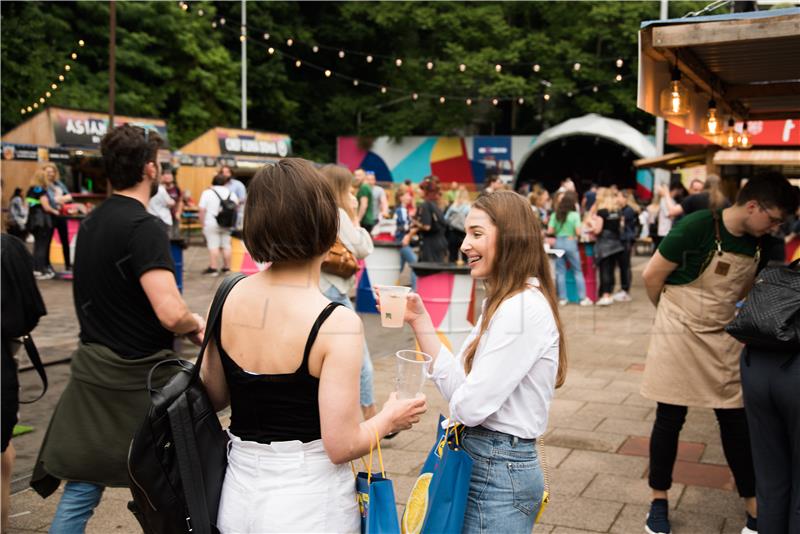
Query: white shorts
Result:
<box><xmin>217</xmin><ymin>431</ymin><xmax>360</xmax><ymax>533</ymax></box>
<box><xmin>203</xmin><ymin>225</ymin><xmax>232</xmax><ymax>250</ymax></box>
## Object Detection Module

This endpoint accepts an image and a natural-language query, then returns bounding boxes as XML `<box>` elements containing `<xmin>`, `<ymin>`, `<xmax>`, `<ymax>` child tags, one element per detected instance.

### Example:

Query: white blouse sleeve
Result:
<box><xmin>338</xmin><ymin>209</ymin><xmax>374</xmax><ymax>259</ymax></box>
<box><xmin>429</xmin><ymin>292</ymin><xmax>556</xmax><ymax>428</ymax></box>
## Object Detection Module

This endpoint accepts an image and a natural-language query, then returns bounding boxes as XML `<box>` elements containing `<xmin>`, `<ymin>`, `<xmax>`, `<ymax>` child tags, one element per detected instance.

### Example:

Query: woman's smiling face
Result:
<box><xmin>461</xmin><ymin>207</ymin><xmax>497</xmax><ymax>279</ymax></box>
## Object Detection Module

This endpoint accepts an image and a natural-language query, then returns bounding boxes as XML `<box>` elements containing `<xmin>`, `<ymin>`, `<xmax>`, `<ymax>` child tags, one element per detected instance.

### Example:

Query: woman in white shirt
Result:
<box><xmin>318</xmin><ymin>164</ymin><xmax>379</xmax><ymax>421</ymax></box>
<box><xmin>383</xmin><ymin>191</ymin><xmax>567</xmax><ymax>532</ymax></box>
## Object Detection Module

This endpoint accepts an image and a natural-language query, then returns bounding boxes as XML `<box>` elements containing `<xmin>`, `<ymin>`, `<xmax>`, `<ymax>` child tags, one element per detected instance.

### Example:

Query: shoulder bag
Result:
<box><xmin>127</xmin><ymin>273</ymin><xmax>246</xmax><ymax>534</ymax></box>
<box><xmin>726</xmin><ymin>259</ymin><xmax>800</xmax><ymax>352</ymax></box>
<box><xmin>321</xmin><ymin>237</ymin><xmax>359</xmax><ymax>279</ymax></box>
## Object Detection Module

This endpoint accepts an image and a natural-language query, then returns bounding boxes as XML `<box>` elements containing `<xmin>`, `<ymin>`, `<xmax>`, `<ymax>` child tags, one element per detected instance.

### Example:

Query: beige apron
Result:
<box><xmin>641</xmin><ymin>215</ymin><xmax>759</xmax><ymax>409</ymax></box>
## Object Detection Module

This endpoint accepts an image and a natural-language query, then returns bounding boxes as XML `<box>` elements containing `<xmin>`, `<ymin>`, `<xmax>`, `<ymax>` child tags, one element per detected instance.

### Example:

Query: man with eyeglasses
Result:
<box><xmin>30</xmin><ymin>124</ymin><xmax>206</xmax><ymax>532</ymax></box>
<box><xmin>639</xmin><ymin>171</ymin><xmax>799</xmax><ymax>534</ymax></box>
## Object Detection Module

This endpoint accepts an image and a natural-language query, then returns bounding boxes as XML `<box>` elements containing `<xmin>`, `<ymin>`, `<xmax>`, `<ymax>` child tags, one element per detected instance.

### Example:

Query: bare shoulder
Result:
<box><xmin>319</xmin><ymin>303</ymin><xmax>362</xmax><ymax>335</ymax></box>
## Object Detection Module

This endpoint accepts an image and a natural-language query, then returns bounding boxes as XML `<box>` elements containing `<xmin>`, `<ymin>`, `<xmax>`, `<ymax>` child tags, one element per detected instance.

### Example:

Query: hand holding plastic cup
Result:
<box><xmin>395</xmin><ymin>350</ymin><xmax>432</xmax><ymax>399</ymax></box>
<box><xmin>375</xmin><ymin>285</ymin><xmax>411</xmax><ymax>328</ymax></box>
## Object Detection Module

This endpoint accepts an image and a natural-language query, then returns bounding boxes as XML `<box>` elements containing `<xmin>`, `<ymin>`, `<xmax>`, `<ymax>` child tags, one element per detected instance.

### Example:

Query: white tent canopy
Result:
<box><xmin>529</xmin><ymin>113</ymin><xmax>656</xmax><ymax>159</ymax></box>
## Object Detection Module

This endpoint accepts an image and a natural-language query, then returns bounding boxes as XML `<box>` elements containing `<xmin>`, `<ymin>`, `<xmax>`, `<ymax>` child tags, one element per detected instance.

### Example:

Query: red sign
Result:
<box><xmin>668</xmin><ymin>119</ymin><xmax>800</xmax><ymax>146</ymax></box>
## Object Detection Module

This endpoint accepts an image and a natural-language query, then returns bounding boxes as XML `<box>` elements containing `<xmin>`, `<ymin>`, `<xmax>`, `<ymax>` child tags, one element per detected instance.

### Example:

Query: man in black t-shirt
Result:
<box><xmin>36</xmin><ymin>125</ymin><xmax>206</xmax><ymax>531</ymax></box>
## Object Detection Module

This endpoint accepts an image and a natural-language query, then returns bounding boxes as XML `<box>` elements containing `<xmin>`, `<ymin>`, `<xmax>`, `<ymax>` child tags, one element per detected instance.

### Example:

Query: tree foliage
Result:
<box><xmin>2</xmin><ymin>1</ymin><xmax>707</xmax><ymax>161</ymax></box>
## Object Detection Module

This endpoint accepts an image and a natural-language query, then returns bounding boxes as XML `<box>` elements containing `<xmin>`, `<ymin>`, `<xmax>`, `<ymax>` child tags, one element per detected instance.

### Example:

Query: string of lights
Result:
<box><xmin>20</xmin><ymin>40</ymin><xmax>86</xmax><ymax>115</ymax></box>
<box><xmin>180</xmin><ymin>4</ymin><xmax>631</xmax><ymax>105</ymax></box>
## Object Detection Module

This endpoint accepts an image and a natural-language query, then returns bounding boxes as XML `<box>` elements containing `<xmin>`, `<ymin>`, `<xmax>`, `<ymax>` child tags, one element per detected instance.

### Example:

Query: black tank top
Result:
<box><xmin>217</xmin><ymin>302</ymin><xmax>342</xmax><ymax>444</ymax></box>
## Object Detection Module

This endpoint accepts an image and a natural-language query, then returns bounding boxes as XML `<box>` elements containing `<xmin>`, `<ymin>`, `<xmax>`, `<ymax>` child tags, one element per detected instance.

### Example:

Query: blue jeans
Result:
<box><xmin>398</xmin><ymin>243</ymin><xmax>418</xmax><ymax>292</ymax></box>
<box><xmin>461</xmin><ymin>427</ymin><xmax>545</xmax><ymax>533</ymax></box>
<box><xmin>554</xmin><ymin>237</ymin><xmax>586</xmax><ymax>301</ymax></box>
<box><xmin>49</xmin><ymin>481</ymin><xmax>104</xmax><ymax>533</ymax></box>
<box><xmin>321</xmin><ymin>285</ymin><xmax>375</xmax><ymax>407</ymax></box>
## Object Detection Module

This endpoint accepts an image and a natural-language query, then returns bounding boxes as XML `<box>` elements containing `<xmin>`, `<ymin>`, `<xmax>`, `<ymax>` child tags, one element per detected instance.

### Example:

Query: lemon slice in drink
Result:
<box><xmin>402</xmin><ymin>472</ymin><xmax>432</xmax><ymax>534</ymax></box>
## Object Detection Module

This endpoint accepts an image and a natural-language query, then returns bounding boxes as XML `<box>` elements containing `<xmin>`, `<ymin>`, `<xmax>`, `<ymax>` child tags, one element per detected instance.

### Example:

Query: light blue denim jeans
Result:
<box><xmin>555</xmin><ymin>237</ymin><xmax>587</xmax><ymax>301</ymax></box>
<box><xmin>461</xmin><ymin>426</ymin><xmax>545</xmax><ymax>534</ymax></box>
<box><xmin>398</xmin><ymin>243</ymin><xmax>418</xmax><ymax>292</ymax></box>
<box><xmin>49</xmin><ymin>481</ymin><xmax>104</xmax><ymax>534</ymax></box>
<box><xmin>321</xmin><ymin>284</ymin><xmax>375</xmax><ymax>407</ymax></box>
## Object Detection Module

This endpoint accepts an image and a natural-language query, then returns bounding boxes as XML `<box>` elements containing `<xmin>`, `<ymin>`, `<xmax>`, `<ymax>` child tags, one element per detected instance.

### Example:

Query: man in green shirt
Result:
<box><xmin>640</xmin><ymin>172</ymin><xmax>798</xmax><ymax>534</ymax></box>
<box><xmin>355</xmin><ymin>168</ymin><xmax>375</xmax><ymax>232</ymax></box>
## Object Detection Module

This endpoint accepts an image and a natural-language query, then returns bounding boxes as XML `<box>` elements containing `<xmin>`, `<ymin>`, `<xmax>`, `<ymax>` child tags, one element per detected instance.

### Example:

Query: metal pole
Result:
<box><xmin>241</xmin><ymin>0</ymin><xmax>247</xmax><ymax>129</ymax></box>
<box><xmin>654</xmin><ymin>0</ymin><xmax>669</xmax><ymax>187</ymax></box>
<box><xmin>109</xmin><ymin>0</ymin><xmax>116</xmax><ymax>129</ymax></box>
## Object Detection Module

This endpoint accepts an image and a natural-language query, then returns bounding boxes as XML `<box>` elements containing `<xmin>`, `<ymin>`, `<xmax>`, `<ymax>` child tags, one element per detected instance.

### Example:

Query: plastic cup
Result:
<box><xmin>395</xmin><ymin>350</ymin><xmax>432</xmax><ymax>399</ymax></box>
<box><xmin>376</xmin><ymin>285</ymin><xmax>411</xmax><ymax>328</ymax></box>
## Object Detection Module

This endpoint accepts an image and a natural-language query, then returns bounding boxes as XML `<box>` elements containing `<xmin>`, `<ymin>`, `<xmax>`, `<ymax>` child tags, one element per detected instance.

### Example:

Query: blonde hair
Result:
<box><xmin>462</xmin><ymin>191</ymin><xmax>567</xmax><ymax>388</ymax></box>
<box><xmin>454</xmin><ymin>186</ymin><xmax>471</xmax><ymax>206</ymax></box>
<box><xmin>41</xmin><ymin>163</ymin><xmax>60</xmax><ymax>182</ymax></box>
<box><xmin>320</xmin><ymin>164</ymin><xmax>356</xmax><ymax>221</ymax></box>
<box><xmin>596</xmin><ymin>187</ymin><xmax>619</xmax><ymax>212</ymax></box>
<box><xmin>31</xmin><ymin>168</ymin><xmax>49</xmax><ymax>188</ymax></box>
<box><xmin>705</xmin><ymin>174</ymin><xmax>727</xmax><ymax>211</ymax></box>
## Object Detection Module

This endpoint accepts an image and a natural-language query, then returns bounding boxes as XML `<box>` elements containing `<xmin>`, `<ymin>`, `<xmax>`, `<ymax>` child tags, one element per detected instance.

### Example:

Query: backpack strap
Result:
<box><xmin>19</xmin><ymin>335</ymin><xmax>47</xmax><ymax>404</ymax></box>
<box><xmin>300</xmin><ymin>302</ymin><xmax>343</xmax><ymax>375</ymax></box>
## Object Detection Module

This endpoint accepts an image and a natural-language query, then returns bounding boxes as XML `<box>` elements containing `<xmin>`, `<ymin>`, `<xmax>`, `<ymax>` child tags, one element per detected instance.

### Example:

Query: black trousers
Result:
<box><xmin>49</xmin><ymin>216</ymin><xmax>71</xmax><ymax>269</ymax></box>
<box><xmin>619</xmin><ymin>241</ymin><xmax>633</xmax><ymax>292</ymax></box>
<box><xmin>32</xmin><ymin>226</ymin><xmax>52</xmax><ymax>273</ymax></box>
<box><xmin>741</xmin><ymin>347</ymin><xmax>800</xmax><ymax>534</ymax></box>
<box><xmin>649</xmin><ymin>402</ymin><xmax>755</xmax><ymax>497</ymax></box>
<box><xmin>446</xmin><ymin>228</ymin><xmax>466</xmax><ymax>263</ymax></box>
<box><xmin>597</xmin><ymin>250</ymin><xmax>623</xmax><ymax>295</ymax></box>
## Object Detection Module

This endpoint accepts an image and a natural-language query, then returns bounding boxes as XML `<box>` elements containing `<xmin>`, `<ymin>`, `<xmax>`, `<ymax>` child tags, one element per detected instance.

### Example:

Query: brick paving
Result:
<box><xmin>7</xmin><ymin>248</ymin><xmax>750</xmax><ymax>533</ymax></box>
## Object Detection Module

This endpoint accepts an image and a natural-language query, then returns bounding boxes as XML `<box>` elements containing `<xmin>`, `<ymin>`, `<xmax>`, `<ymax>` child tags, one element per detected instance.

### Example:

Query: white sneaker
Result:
<box><xmin>559</xmin><ymin>299</ymin><xmax>568</xmax><ymax>306</ymax></box>
<box><xmin>741</xmin><ymin>527</ymin><xmax>757</xmax><ymax>534</ymax></box>
<box><xmin>613</xmin><ymin>290</ymin><xmax>632</xmax><ymax>302</ymax></box>
<box><xmin>579</xmin><ymin>298</ymin><xmax>594</xmax><ymax>306</ymax></box>
<box><xmin>597</xmin><ymin>296</ymin><xmax>614</xmax><ymax>306</ymax></box>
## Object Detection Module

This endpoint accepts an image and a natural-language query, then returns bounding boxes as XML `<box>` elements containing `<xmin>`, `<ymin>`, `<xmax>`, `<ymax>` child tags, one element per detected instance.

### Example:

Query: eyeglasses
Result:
<box><xmin>757</xmin><ymin>202</ymin><xmax>784</xmax><ymax>225</ymax></box>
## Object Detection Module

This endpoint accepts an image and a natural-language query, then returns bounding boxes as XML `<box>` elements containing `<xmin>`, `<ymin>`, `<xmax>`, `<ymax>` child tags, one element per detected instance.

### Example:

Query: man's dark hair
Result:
<box><xmin>243</xmin><ymin>158</ymin><xmax>338</xmax><ymax>264</ymax></box>
<box><xmin>212</xmin><ymin>174</ymin><xmax>226</xmax><ymax>186</ymax></box>
<box><xmin>100</xmin><ymin>125</ymin><xmax>164</xmax><ymax>191</ymax></box>
<box><xmin>736</xmin><ymin>171</ymin><xmax>799</xmax><ymax>215</ymax></box>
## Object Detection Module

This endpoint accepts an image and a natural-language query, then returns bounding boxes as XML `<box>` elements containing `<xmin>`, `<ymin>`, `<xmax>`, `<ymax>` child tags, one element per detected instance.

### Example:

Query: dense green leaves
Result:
<box><xmin>2</xmin><ymin>1</ymin><xmax>707</xmax><ymax>161</ymax></box>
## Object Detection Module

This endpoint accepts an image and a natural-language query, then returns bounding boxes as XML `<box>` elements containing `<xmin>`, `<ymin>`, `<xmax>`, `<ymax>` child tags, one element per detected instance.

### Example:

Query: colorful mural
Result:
<box><xmin>337</xmin><ymin>135</ymin><xmax>538</xmax><ymax>184</ymax></box>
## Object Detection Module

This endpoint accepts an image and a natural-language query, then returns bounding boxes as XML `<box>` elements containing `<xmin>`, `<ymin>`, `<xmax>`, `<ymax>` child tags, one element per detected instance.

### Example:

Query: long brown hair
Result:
<box><xmin>463</xmin><ymin>191</ymin><xmax>567</xmax><ymax>388</ymax></box>
<box><xmin>320</xmin><ymin>164</ymin><xmax>356</xmax><ymax>221</ymax></box>
<box><xmin>555</xmin><ymin>190</ymin><xmax>577</xmax><ymax>224</ymax></box>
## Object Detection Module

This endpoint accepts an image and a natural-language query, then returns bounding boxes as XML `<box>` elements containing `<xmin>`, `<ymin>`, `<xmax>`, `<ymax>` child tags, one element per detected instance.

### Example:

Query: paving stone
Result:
<box><xmin>576</xmin><ymin>402</ymin><xmax>652</xmax><ymax>421</ymax></box>
<box><xmin>588</xmin><ymin>369</ymin><xmax>642</xmax><ymax>382</ymax></box>
<box><xmin>672</xmin><ymin>460</ymin><xmax>735</xmax><ymax>491</ymax></box>
<box><xmin>700</xmin><ymin>442</ymin><xmax>728</xmax><ymax>465</ymax></box>
<box><xmin>603</xmin><ymin>380</ymin><xmax>642</xmax><ymax>394</ymax></box>
<box><xmin>533</xmin><ymin>523</ymin><xmax>555</xmax><ymax>533</ymax></box>
<box><xmin>381</xmin><ymin>447</ymin><xmax>425</xmax><ymax>477</ymax></box>
<box><xmin>583</xmin><ymin>473</ymin><xmax>685</xmax><ymax>507</ymax></box>
<box><xmin>7</xmin><ymin>488</ymin><xmax>58</xmax><ymax>531</ymax></box>
<box><xmin>540</xmin><ymin>496</ymin><xmax>624</xmax><ymax>532</ymax></box>
<box><xmin>545</xmin><ymin>445</ymin><xmax>573</xmax><ymax>468</ymax></box>
<box><xmin>550</xmin><ymin>527</ymin><xmax>600</xmax><ymax>534</ymax></box>
<box><xmin>391</xmin><ymin>473</ymin><xmax>418</xmax><ymax>507</ymax></box>
<box><xmin>548</xmin><ymin>412</ymin><xmax>603</xmax><ymax>432</ymax></box>
<box><xmin>556</xmin><ymin>374</ymin><xmax>610</xmax><ymax>390</ymax></box>
<box><xmin>626</xmin><ymin>363</ymin><xmax>645</xmax><ymax>372</ymax></box>
<box><xmin>594</xmin><ymin>418</ymin><xmax>654</xmax><ymax>437</ymax></box>
<box><xmin>550</xmin><ymin>467</ymin><xmax>596</xmax><ymax>497</ymax></box>
<box><xmin>559</xmin><ymin>450</ymin><xmax>648</xmax><ymax>478</ymax></box>
<box><xmin>621</xmin><ymin>393</ymin><xmax>656</xmax><ymax>408</ymax></box>
<box><xmin>545</xmin><ymin>428</ymin><xmax>627</xmax><ymax>453</ymax></box>
<box><xmin>610</xmin><ymin>502</ymin><xmax>726</xmax><ymax>534</ymax></box>
<box><xmin>722</xmin><ymin>516</ymin><xmax>749</xmax><ymax>534</ymax></box>
<box><xmin>618</xmin><ymin>436</ymin><xmax>705</xmax><ymax>462</ymax></box>
<box><xmin>549</xmin><ymin>398</ymin><xmax>588</xmax><ymax>418</ymax></box>
<box><xmin>558</xmin><ymin>388</ymin><xmax>630</xmax><ymax>405</ymax></box>
<box><xmin>678</xmin><ymin>486</ymin><xmax>744</xmax><ymax>519</ymax></box>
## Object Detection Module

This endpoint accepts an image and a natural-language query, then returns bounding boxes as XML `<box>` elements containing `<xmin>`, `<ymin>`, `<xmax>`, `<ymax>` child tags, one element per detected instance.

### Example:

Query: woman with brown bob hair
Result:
<box><xmin>381</xmin><ymin>190</ymin><xmax>566</xmax><ymax>533</ymax></box>
<box><xmin>201</xmin><ymin>158</ymin><xmax>427</xmax><ymax>533</ymax></box>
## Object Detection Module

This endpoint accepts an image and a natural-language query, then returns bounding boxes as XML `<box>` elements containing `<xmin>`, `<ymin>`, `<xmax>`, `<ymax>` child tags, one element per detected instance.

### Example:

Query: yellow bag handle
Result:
<box><xmin>365</xmin><ymin>425</ymin><xmax>386</xmax><ymax>485</ymax></box>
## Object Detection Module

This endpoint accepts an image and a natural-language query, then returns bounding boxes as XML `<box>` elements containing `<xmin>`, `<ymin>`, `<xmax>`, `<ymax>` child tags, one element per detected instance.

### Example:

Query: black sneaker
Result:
<box><xmin>645</xmin><ymin>499</ymin><xmax>670</xmax><ymax>534</ymax></box>
<box><xmin>202</xmin><ymin>267</ymin><xmax>219</xmax><ymax>276</ymax></box>
<box><xmin>221</xmin><ymin>267</ymin><xmax>231</xmax><ymax>274</ymax></box>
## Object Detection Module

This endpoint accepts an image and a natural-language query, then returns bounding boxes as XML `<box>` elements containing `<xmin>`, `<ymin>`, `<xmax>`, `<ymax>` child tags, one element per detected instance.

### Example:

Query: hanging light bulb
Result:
<box><xmin>544</xmin><ymin>93</ymin><xmax>551</xmax><ymax>101</ymax></box>
<box><xmin>703</xmin><ymin>100</ymin><xmax>720</xmax><ymax>136</ymax></box>
<box><xmin>567</xmin><ymin>91</ymin><xmax>573</xmax><ymax>97</ymax></box>
<box><xmin>286</xmin><ymin>38</ymin><xmax>293</xmax><ymax>46</ymax></box>
<box><xmin>412</xmin><ymin>93</ymin><xmax>419</xmax><ymax>101</ymax></box>
<box><xmin>659</xmin><ymin>69</ymin><xmax>690</xmax><ymax>116</ymax></box>
<box><xmin>295</xmin><ymin>60</ymin><xmax>302</xmax><ymax>68</ymax></box>
<box><xmin>439</xmin><ymin>96</ymin><xmax>446</xmax><ymax>104</ymax></box>
<box><xmin>39</xmin><ymin>97</ymin><xmax>45</xmax><ymax>103</ymax></box>
<box><xmin>616</xmin><ymin>58</ymin><xmax>623</xmax><ymax>68</ymax></box>
<box><xmin>459</xmin><ymin>63</ymin><xmax>466</xmax><ymax>72</ymax></box>
<box><xmin>465</xmin><ymin>98</ymin><xmax>472</xmax><ymax>106</ymax></box>
<box><xmin>353</xmin><ymin>79</ymin><xmax>359</xmax><ymax>86</ymax></box>
<box><xmin>33</xmin><ymin>103</ymin><xmax>39</xmax><ymax>109</ymax></box>
<box><xmin>615</xmin><ymin>74</ymin><xmax>623</xmax><ymax>82</ymax></box>
<box><xmin>21</xmin><ymin>109</ymin><xmax>26</xmax><ymax>114</ymax></box>
<box><xmin>592</xmin><ymin>86</ymin><xmax>598</xmax><ymax>93</ymax></box>
<box><xmin>58</xmin><ymin>75</ymin><xmax>64</xmax><ymax>81</ymax></box>
<box><xmin>395</xmin><ymin>58</ymin><xmax>403</xmax><ymax>67</ymax></box>
<box><xmin>52</xmin><ymin>83</ymin><xmax>58</xmax><ymax>90</ymax></box>
<box><xmin>267</xmin><ymin>47</ymin><xmax>275</xmax><ymax>55</ymax></box>
<box><xmin>426</xmin><ymin>61</ymin><xmax>434</xmax><ymax>70</ymax></box>
<box><xmin>27</xmin><ymin>106</ymin><xmax>33</xmax><ymax>112</ymax></box>
<box><xmin>722</xmin><ymin>118</ymin><xmax>737</xmax><ymax>149</ymax></box>
<box><xmin>573</xmin><ymin>62</ymin><xmax>581</xmax><ymax>71</ymax></box>
<box><xmin>65</xmin><ymin>65</ymin><xmax>71</xmax><ymax>71</ymax></box>
<box><xmin>324</xmin><ymin>69</ymin><xmax>332</xmax><ymax>77</ymax></box>
<box><xmin>312</xmin><ymin>45</ymin><xmax>319</xmax><ymax>53</ymax></box>
<box><xmin>197</xmin><ymin>8</ymin><xmax>204</xmax><ymax>16</ymax></box>
<box><xmin>263</xmin><ymin>33</ymin><xmax>270</xmax><ymax>40</ymax></box>
<box><xmin>380</xmin><ymin>86</ymin><xmax>387</xmax><ymax>94</ymax></box>
<box><xmin>46</xmin><ymin>91</ymin><xmax>51</xmax><ymax>97</ymax></box>
<box><xmin>495</xmin><ymin>64</ymin><xmax>502</xmax><ymax>73</ymax></box>
<box><xmin>219</xmin><ymin>17</ymin><xmax>226</xmax><ymax>25</ymax></box>
<box><xmin>518</xmin><ymin>97</ymin><xmax>525</xmax><ymax>105</ymax></box>
<box><xmin>338</xmin><ymin>50</ymin><xmax>345</xmax><ymax>59</ymax></box>
<box><xmin>366</xmin><ymin>55</ymin><xmax>373</xmax><ymax>63</ymax></box>
<box><xmin>239</xmin><ymin>35</ymin><xmax>246</xmax><ymax>43</ymax></box>
<box><xmin>71</xmin><ymin>52</ymin><xmax>78</xmax><ymax>60</ymax></box>
<box><xmin>79</xmin><ymin>39</ymin><xmax>85</xmax><ymax>47</ymax></box>
<box><xmin>533</xmin><ymin>64</ymin><xmax>541</xmax><ymax>72</ymax></box>
<box><xmin>180</xmin><ymin>2</ymin><xmax>188</xmax><ymax>11</ymax></box>
<box><xmin>737</xmin><ymin>121</ymin><xmax>752</xmax><ymax>149</ymax></box>
<box><xmin>211</xmin><ymin>21</ymin><xmax>217</xmax><ymax>28</ymax></box>
<box><xmin>492</xmin><ymin>98</ymin><xmax>499</xmax><ymax>106</ymax></box>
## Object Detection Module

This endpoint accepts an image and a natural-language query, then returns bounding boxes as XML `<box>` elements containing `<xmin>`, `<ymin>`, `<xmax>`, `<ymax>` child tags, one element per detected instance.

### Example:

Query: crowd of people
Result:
<box><xmin>1</xmin><ymin>124</ymin><xmax>799</xmax><ymax>534</ymax></box>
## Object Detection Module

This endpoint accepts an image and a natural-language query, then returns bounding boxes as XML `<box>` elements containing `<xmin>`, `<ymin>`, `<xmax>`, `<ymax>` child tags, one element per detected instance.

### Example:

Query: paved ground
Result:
<box><xmin>6</xmin><ymin>246</ymin><xmax>750</xmax><ymax>533</ymax></box>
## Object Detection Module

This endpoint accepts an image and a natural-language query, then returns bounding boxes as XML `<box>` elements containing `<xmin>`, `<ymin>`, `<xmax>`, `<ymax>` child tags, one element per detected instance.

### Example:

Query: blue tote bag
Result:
<box><xmin>354</xmin><ymin>429</ymin><xmax>401</xmax><ymax>534</ymax></box>
<box><xmin>402</xmin><ymin>416</ymin><xmax>473</xmax><ymax>534</ymax></box>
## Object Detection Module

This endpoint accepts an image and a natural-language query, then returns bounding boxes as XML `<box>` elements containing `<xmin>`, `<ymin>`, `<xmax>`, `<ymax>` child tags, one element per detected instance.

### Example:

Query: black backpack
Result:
<box><xmin>212</xmin><ymin>188</ymin><xmax>237</xmax><ymax>228</ymax></box>
<box><xmin>127</xmin><ymin>274</ymin><xmax>245</xmax><ymax>534</ymax></box>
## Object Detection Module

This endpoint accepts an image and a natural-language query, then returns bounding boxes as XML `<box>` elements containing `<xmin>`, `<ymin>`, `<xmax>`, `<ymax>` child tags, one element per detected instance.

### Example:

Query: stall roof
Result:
<box><xmin>634</xmin><ymin>150</ymin><xmax>707</xmax><ymax>170</ymax></box>
<box><xmin>638</xmin><ymin>8</ymin><xmax>800</xmax><ymax>136</ymax></box>
<box><xmin>713</xmin><ymin>149</ymin><xmax>800</xmax><ymax>166</ymax></box>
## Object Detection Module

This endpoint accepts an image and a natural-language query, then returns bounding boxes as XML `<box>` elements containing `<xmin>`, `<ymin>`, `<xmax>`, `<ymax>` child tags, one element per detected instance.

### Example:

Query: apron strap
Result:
<box><xmin>712</xmin><ymin>209</ymin><xmax>723</xmax><ymax>256</ymax></box>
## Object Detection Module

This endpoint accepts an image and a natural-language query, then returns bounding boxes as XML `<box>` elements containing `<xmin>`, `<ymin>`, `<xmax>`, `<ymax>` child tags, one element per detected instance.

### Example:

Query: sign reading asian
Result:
<box><xmin>53</xmin><ymin>112</ymin><xmax>168</xmax><ymax>147</ymax></box>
